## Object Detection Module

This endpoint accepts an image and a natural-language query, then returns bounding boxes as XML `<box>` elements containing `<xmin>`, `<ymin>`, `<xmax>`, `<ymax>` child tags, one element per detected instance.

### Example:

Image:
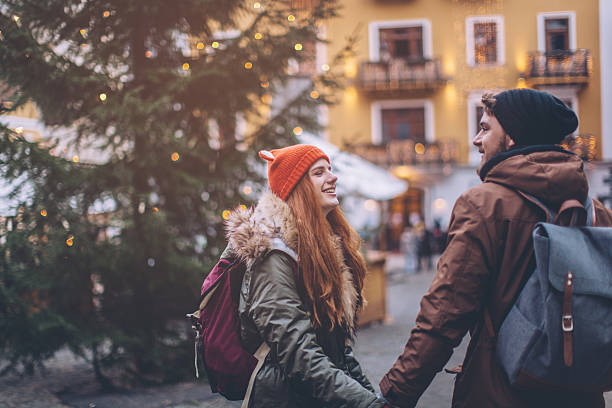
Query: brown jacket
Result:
<box><xmin>380</xmin><ymin>148</ymin><xmax>612</xmax><ymax>408</ymax></box>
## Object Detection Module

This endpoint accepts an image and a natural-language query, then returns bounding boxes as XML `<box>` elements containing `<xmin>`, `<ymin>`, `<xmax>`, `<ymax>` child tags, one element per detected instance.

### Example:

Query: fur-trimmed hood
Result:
<box><xmin>225</xmin><ymin>192</ymin><xmax>360</xmax><ymax>335</ymax></box>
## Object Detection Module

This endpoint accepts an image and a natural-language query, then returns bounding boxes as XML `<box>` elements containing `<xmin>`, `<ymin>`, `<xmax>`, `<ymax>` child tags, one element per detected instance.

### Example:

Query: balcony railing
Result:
<box><xmin>524</xmin><ymin>49</ymin><xmax>591</xmax><ymax>87</ymax></box>
<box><xmin>358</xmin><ymin>58</ymin><xmax>447</xmax><ymax>95</ymax></box>
<box><xmin>346</xmin><ymin>139</ymin><xmax>459</xmax><ymax>168</ymax></box>
<box><xmin>561</xmin><ymin>133</ymin><xmax>598</xmax><ymax>161</ymax></box>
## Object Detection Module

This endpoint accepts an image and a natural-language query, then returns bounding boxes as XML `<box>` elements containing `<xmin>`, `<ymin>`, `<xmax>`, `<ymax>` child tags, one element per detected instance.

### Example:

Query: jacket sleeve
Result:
<box><xmin>344</xmin><ymin>344</ymin><xmax>376</xmax><ymax>393</ymax></box>
<box><xmin>379</xmin><ymin>194</ymin><xmax>495</xmax><ymax>408</ymax></box>
<box><xmin>247</xmin><ymin>251</ymin><xmax>384</xmax><ymax>408</ymax></box>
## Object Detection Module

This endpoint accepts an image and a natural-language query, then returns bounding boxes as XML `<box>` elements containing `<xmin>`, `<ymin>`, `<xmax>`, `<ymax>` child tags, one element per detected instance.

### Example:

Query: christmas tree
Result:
<box><xmin>0</xmin><ymin>0</ymin><xmax>348</xmax><ymax>385</ymax></box>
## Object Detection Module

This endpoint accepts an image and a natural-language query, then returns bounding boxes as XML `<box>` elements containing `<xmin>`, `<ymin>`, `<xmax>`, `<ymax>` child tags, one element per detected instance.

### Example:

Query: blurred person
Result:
<box><xmin>379</xmin><ymin>89</ymin><xmax>612</xmax><ymax>408</ymax></box>
<box><xmin>225</xmin><ymin>144</ymin><xmax>388</xmax><ymax>408</ymax></box>
<box><xmin>400</xmin><ymin>225</ymin><xmax>417</xmax><ymax>274</ymax></box>
<box><xmin>414</xmin><ymin>222</ymin><xmax>433</xmax><ymax>272</ymax></box>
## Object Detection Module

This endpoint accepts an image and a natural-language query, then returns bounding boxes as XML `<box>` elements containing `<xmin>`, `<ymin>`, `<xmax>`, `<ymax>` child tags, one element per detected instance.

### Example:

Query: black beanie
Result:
<box><xmin>491</xmin><ymin>89</ymin><xmax>578</xmax><ymax>146</ymax></box>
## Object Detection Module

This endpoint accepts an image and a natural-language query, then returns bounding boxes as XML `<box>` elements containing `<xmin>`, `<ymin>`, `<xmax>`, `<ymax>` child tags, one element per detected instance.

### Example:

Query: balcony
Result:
<box><xmin>358</xmin><ymin>58</ymin><xmax>447</xmax><ymax>96</ymax></box>
<box><xmin>524</xmin><ymin>49</ymin><xmax>591</xmax><ymax>88</ymax></box>
<box><xmin>345</xmin><ymin>139</ymin><xmax>459</xmax><ymax>168</ymax></box>
<box><xmin>561</xmin><ymin>133</ymin><xmax>598</xmax><ymax>162</ymax></box>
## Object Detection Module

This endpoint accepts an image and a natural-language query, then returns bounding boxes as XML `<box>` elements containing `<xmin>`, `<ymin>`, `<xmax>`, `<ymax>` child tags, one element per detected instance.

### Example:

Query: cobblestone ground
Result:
<box><xmin>1</xmin><ymin>254</ymin><xmax>610</xmax><ymax>408</ymax></box>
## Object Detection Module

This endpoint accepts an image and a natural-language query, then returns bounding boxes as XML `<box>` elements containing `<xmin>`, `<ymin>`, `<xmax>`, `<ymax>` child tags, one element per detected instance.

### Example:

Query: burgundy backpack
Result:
<box><xmin>186</xmin><ymin>257</ymin><xmax>261</xmax><ymax>401</ymax></box>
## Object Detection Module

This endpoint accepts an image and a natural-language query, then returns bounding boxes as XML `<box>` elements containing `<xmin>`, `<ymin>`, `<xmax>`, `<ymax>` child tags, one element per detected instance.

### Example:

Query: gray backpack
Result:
<box><xmin>490</xmin><ymin>191</ymin><xmax>612</xmax><ymax>392</ymax></box>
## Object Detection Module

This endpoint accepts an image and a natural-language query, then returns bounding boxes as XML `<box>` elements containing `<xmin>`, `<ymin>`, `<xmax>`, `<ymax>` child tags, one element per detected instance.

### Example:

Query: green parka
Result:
<box><xmin>225</xmin><ymin>192</ymin><xmax>385</xmax><ymax>408</ymax></box>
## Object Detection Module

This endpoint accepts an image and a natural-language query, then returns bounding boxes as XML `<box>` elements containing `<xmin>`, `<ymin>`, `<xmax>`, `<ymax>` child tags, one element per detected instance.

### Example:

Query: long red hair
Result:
<box><xmin>286</xmin><ymin>175</ymin><xmax>367</xmax><ymax>331</ymax></box>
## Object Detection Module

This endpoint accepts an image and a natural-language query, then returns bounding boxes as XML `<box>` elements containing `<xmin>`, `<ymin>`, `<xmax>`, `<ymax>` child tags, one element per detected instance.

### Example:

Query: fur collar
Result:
<box><xmin>225</xmin><ymin>192</ymin><xmax>360</xmax><ymax>336</ymax></box>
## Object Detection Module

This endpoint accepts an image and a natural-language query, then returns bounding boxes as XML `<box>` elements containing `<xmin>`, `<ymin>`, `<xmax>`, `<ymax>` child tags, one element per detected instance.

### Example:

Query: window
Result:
<box><xmin>466</xmin><ymin>16</ymin><xmax>505</xmax><ymax>67</ymax></box>
<box><xmin>545</xmin><ymin>18</ymin><xmax>569</xmax><ymax>52</ymax></box>
<box><xmin>537</xmin><ymin>12</ymin><xmax>576</xmax><ymax>53</ymax></box>
<box><xmin>381</xmin><ymin>107</ymin><xmax>426</xmax><ymax>143</ymax></box>
<box><xmin>369</xmin><ymin>19</ymin><xmax>432</xmax><ymax>61</ymax></box>
<box><xmin>371</xmin><ymin>99</ymin><xmax>434</xmax><ymax>145</ymax></box>
<box><xmin>379</xmin><ymin>26</ymin><xmax>423</xmax><ymax>61</ymax></box>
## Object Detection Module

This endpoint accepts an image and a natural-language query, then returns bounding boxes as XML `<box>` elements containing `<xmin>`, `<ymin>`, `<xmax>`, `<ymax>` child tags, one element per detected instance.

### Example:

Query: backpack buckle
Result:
<box><xmin>562</xmin><ymin>314</ymin><xmax>573</xmax><ymax>332</ymax></box>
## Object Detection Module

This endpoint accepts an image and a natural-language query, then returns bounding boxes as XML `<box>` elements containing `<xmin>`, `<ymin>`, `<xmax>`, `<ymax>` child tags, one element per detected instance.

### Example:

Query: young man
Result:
<box><xmin>379</xmin><ymin>89</ymin><xmax>612</xmax><ymax>408</ymax></box>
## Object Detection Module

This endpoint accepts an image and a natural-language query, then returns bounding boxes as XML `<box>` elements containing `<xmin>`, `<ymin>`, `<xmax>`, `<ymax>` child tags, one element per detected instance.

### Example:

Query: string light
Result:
<box><xmin>79</xmin><ymin>29</ymin><xmax>87</xmax><ymax>38</ymax></box>
<box><xmin>103</xmin><ymin>11</ymin><xmax>110</xmax><ymax>18</ymax></box>
<box><xmin>244</xmin><ymin>61</ymin><xmax>253</xmax><ymax>69</ymax></box>
<box><xmin>145</xmin><ymin>50</ymin><xmax>152</xmax><ymax>58</ymax></box>
<box><xmin>182</xmin><ymin>62</ymin><xmax>190</xmax><ymax>71</ymax></box>
<box><xmin>222</xmin><ymin>210</ymin><xmax>231</xmax><ymax>220</ymax></box>
<box><xmin>254</xmin><ymin>33</ymin><xmax>263</xmax><ymax>40</ymax></box>
<box><xmin>243</xmin><ymin>186</ymin><xmax>252</xmax><ymax>195</ymax></box>
<box><xmin>211</xmin><ymin>41</ymin><xmax>220</xmax><ymax>49</ymax></box>
<box><xmin>293</xmin><ymin>126</ymin><xmax>303</xmax><ymax>135</ymax></box>
<box><xmin>294</xmin><ymin>43</ymin><xmax>303</xmax><ymax>51</ymax></box>
<box><xmin>153</xmin><ymin>207</ymin><xmax>159</xmax><ymax>212</ymax></box>
<box><xmin>72</xmin><ymin>155</ymin><xmax>79</xmax><ymax>163</ymax></box>
<box><xmin>171</xmin><ymin>152</ymin><xmax>180</xmax><ymax>161</ymax></box>
<box><xmin>14</xmin><ymin>127</ymin><xmax>23</xmax><ymax>134</ymax></box>
<box><xmin>40</xmin><ymin>210</ymin><xmax>47</xmax><ymax>217</ymax></box>
<box><xmin>254</xmin><ymin>2</ymin><xmax>261</xmax><ymax>8</ymax></box>
<box><xmin>415</xmin><ymin>143</ymin><xmax>425</xmax><ymax>155</ymax></box>
<box><xmin>240</xmin><ymin>204</ymin><xmax>247</xmax><ymax>211</ymax></box>
<box><xmin>12</xmin><ymin>15</ymin><xmax>20</xmax><ymax>23</ymax></box>
<box><xmin>310</xmin><ymin>90</ymin><xmax>319</xmax><ymax>99</ymax></box>
<box><xmin>66</xmin><ymin>235</ymin><xmax>74</xmax><ymax>247</ymax></box>
<box><xmin>196</xmin><ymin>42</ymin><xmax>204</xmax><ymax>50</ymax></box>
<box><xmin>288</xmin><ymin>15</ymin><xmax>295</xmax><ymax>22</ymax></box>
<box><xmin>321</xmin><ymin>64</ymin><xmax>330</xmax><ymax>71</ymax></box>
<box><xmin>260</xmin><ymin>81</ymin><xmax>269</xmax><ymax>88</ymax></box>
<box><xmin>99</xmin><ymin>93</ymin><xmax>107</xmax><ymax>101</ymax></box>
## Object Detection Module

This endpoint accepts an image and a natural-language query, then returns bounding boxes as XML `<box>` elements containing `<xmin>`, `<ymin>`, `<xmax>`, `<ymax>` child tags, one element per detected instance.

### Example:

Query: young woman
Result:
<box><xmin>224</xmin><ymin>144</ymin><xmax>388</xmax><ymax>408</ymax></box>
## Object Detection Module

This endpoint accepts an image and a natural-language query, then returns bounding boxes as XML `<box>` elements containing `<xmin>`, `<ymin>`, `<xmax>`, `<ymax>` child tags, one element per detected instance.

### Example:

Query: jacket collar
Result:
<box><xmin>478</xmin><ymin>144</ymin><xmax>572</xmax><ymax>181</ymax></box>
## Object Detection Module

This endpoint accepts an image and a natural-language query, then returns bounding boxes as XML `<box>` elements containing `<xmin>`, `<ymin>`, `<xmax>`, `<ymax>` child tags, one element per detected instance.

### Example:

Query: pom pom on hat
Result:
<box><xmin>259</xmin><ymin>144</ymin><xmax>329</xmax><ymax>201</ymax></box>
<box><xmin>491</xmin><ymin>89</ymin><xmax>578</xmax><ymax>146</ymax></box>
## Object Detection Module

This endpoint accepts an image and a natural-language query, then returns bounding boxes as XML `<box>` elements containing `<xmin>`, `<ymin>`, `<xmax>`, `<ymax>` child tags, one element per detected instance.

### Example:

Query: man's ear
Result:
<box><xmin>505</xmin><ymin>134</ymin><xmax>515</xmax><ymax>149</ymax></box>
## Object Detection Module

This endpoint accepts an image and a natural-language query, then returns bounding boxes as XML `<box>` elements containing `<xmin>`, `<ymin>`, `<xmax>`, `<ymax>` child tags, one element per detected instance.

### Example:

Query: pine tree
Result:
<box><xmin>0</xmin><ymin>0</ymin><xmax>349</xmax><ymax>385</ymax></box>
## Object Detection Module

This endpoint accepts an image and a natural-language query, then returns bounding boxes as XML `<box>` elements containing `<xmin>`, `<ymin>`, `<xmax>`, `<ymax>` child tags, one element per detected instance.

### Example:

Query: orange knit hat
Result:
<box><xmin>259</xmin><ymin>144</ymin><xmax>329</xmax><ymax>201</ymax></box>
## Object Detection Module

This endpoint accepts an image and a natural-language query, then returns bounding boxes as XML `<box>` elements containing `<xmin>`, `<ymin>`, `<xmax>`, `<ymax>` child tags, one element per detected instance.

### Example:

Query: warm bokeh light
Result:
<box><xmin>254</xmin><ymin>33</ymin><xmax>263</xmax><ymax>40</ymax></box>
<box><xmin>261</xmin><ymin>94</ymin><xmax>272</xmax><ymax>104</ymax></box>
<box><xmin>40</xmin><ymin>209</ymin><xmax>47</xmax><ymax>217</ymax></box>
<box><xmin>288</xmin><ymin>15</ymin><xmax>295</xmax><ymax>22</ymax></box>
<box><xmin>182</xmin><ymin>63</ymin><xmax>190</xmax><ymax>71</ymax></box>
<box><xmin>153</xmin><ymin>207</ymin><xmax>159</xmax><ymax>212</ymax></box>
<box><xmin>321</xmin><ymin>64</ymin><xmax>330</xmax><ymax>71</ymax></box>
<box><xmin>433</xmin><ymin>198</ymin><xmax>448</xmax><ymax>211</ymax></box>
<box><xmin>243</xmin><ymin>185</ymin><xmax>252</xmax><ymax>195</ymax></box>
<box><xmin>415</xmin><ymin>143</ymin><xmax>426</xmax><ymax>155</ymax></box>
<box><xmin>171</xmin><ymin>152</ymin><xmax>180</xmax><ymax>161</ymax></box>
<box><xmin>294</xmin><ymin>43</ymin><xmax>303</xmax><ymax>51</ymax></box>
<box><xmin>212</xmin><ymin>41</ymin><xmax>219</xmax><ymax>49</ymax></box>
<box><xmin>14</xmin><ymin>127</ymin><xmax>23</xmax><ymax>134</ymax></box>
<box><xmin>254</xmin><ymin>2</ymin><xmax>261</xmax><ymax>8</ymax></box>
<box><xmin>72</xmin><ymin>155</ymin><xmax>79</xmax><ymax>163</ymax></box>
<box><xmin>66</xmin><ymin>235</ymin><xmax>74</xmax><ymax>247</ymax></box>
<box><xmin>244</xmin><ymin>61</ymin><xmax>253</xmax><ymax>69</ymax></box>
<box><xmin>79</xmin><ymin>29</ymin><xmax>87</xmax><ymax>38</ymax></box>
<box><xmin>103</xmin><ymin>10</ymin><xmax>110</xmax><ymax>18</ymax></box>
<box><xmin>196</xmin><ymin>42</ymin><xmax>204</xmax><ymax>50</ymax></box>
<box><xmin>240</xmin><ymin>204</ymin><xmax>247</xmax><ymax>211</ymax></box>
<box><xmin>310</xmin><ymin>90</ymin><xmax>319</xmax><ymax>99</ymax></box>
<box><xmin>99</xmin><ymin>93</ymin><xmax>107</xmax><ymax>101</ymax></box>
<box><xmin>344</xmin><ymin>59</ymin><xmax>357</xmax><ymax>78</ymax></box>
<box><xmin>293</xmin><ymin>126</ymin><xmax>303</xmax><ymax>135</ymax></box>
<box><xmin>222</xmin><ymin>210</ymin><xmax>231</xmax><ymax>220</ymax></box>
<box><xmin>260</xmin><ymin>81</ymin><xmax>269</xmax><ymax>88</ymax></box>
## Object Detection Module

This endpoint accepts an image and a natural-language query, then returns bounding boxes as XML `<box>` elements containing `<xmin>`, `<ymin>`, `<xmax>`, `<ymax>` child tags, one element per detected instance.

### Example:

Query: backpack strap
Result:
<box><xmin>241</xmin><ymin>342</ymin><xmax>271</xmax><ymax>408</ymax></box>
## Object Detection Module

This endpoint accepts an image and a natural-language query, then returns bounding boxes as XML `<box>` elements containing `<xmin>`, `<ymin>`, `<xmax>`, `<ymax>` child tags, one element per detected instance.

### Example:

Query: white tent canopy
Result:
<box><xmin>298</xmin><ymin>133</ymin><xmax>407</xmax><ymax>201</ymax></box>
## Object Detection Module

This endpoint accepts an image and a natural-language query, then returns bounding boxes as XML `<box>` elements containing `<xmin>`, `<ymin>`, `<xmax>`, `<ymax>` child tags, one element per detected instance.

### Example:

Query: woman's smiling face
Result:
<box><xmin>308</xmin><ymin>158</ymin><xmax>339</xmax><ymax>216</ymax></box>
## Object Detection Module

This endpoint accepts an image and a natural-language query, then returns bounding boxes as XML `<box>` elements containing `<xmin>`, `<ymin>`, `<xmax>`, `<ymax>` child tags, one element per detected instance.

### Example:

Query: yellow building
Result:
<box><xmin>322</xmin><ymin>0</ymin><xmax>608</xmax><ymax>246</ymax></box>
